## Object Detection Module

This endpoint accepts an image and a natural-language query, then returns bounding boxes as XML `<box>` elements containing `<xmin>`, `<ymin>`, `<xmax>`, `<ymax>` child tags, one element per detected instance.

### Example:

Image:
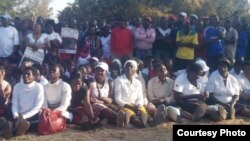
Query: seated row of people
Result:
<box><xmin>0</xmin><ymin>57</ymin><xmax>250</xmax><ymax>139</ymax></box>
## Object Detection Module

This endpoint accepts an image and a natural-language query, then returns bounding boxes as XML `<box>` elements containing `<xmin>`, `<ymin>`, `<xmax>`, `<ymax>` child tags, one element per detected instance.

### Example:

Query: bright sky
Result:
<box><xmin>49</xmin><ymin>0</ymin><xmax>74</xmax><ymax>20</ymax></box>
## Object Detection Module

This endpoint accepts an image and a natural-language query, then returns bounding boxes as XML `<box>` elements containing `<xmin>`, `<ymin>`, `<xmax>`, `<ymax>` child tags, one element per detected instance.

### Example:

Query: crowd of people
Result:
<box><xmin>0</xmin><ymin>11</ymin><xmax>249</xmax><ymax>139</ymax></box>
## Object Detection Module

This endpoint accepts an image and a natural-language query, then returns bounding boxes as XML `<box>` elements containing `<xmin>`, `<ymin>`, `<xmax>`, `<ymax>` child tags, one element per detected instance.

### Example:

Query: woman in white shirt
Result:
<box><xmin>174</xmin><ymin>63</ymin><xmax>208</xmax><ymax>121</ymax></box>
<box><xmin>115</xmin><ymin>60</ymin><xmax>147</xmax><ymax>128</ymax></box>
<box><xmin>43</xmin><ymin>64</ymin><xmax>72</xmax><ymax>121</ymax></box>
<box><xmin>10</xmin><ymin>67</ymin><xmax>44</xmax><ymax>138</ymax></box>
<box><xmin>25</xmin><ymin>23</ymin><xmax>50</xmax><ymax>61</ymax></box>
<box><xmin>206</xmin><ymin>58</ymin><xmax>250</xmax><ymax>120</ymax></box>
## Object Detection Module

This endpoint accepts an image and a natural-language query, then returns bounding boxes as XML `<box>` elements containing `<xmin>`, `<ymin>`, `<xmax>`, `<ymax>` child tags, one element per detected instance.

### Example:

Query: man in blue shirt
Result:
<box><xmin>204</xmin><ymin>15</ymin><xmax>225</xmax><ymax>72</ymax></box>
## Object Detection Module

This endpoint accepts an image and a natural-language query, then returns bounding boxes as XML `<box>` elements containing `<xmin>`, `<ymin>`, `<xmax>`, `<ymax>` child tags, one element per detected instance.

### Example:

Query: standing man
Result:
<box><xmin>0</xmin><ymin>14</ymin><xmax>19</xmax><ymax>63</ymax></box>
<box><xmin>204</xmin><ymin>15</ymin><xmax>225</xmax><ymax>73</ymax></box>
<box><xmin>134</xmin><ymin>17</ymin><xmax>155</xmax><ymax>60</ymax></box>
<box><xmin>224</xmin><ymin>20</ymin><xmax>238</xmax><ymax>65</ymax></box>
<box><xmin>111</xmin><ymin>17</ymin><xmax>133</xmax><ymax>63</ymax></box>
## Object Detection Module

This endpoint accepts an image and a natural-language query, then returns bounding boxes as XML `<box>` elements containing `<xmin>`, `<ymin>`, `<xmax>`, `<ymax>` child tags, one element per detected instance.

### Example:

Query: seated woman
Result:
<box><xmin>0</xmin><ymin>67</ymin><xmax>44</xmax><ymax>139</ymax></box>
<box><xmin>206</xmin><ymin>58</ymin><xmax>250</xmax><ymax>120</ymax></box>
<box><xmin>69</xmin><ymin>71</ymin><xmax>101</xmax><ymax>130</ymax></box>
<box><xmin>114</xmin><ymin>60</ymin><xmax>148</xmax><ymax>128</ymax></box>
<box><xmin>43</xmin><ymin>64</ymin><xmax>72</xmax><ymax>121</ymax></box>
<box><xmin>88</xmin><ymin>62</ymin><xmax>118</xmax><ymax>125</ymax></box>
<box><xmin>174</xmin><ymin>63</ymin><xmax>209</xmax><ymax>121</ymax></box>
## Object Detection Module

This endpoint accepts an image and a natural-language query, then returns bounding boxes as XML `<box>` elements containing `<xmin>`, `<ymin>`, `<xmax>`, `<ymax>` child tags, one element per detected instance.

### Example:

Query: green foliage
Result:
<box><xmin>58</xmin><ymin>0</ymin><xmax>250</xmax><ymax>22</ymax></box>
<box><xmin>0</xmin><ymin>0</ymin><xmax>52</xmax><ymax>19</ymax></box>
<box><xmin>0</xmin><ymin>0</ymin><xmax>24</xmax><ymax>15</ymax></box>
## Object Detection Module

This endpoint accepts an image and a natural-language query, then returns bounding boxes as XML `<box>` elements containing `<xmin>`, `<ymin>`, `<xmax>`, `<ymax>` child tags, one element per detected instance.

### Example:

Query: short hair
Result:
<box><xmin>155</xmin><ymin>63</ymin><xmax>165</xmax><ymax>71</ymax></box>
<box><xmin>187</xmin><ymin>63</ymin><xmax>203</xmax><ymax>74</ymax></box>
<box><xmin>70</xmin><ymin>70</ymin><xmax>83</xmax><ymax>81</ymax></box>
<box><xmin>22</xmin><ymin>66</ymin><xmax>38</xmax><ymax>76</ymax></box>
<box><xmin>32</xmin><ymin>64</ymin><xmax>42</xmax><ymax>74</ymax></box>
<box><xmin>51</xmin><ymin>64</ymin><xmax>64</xmax><ymax>75</ymax></box>
<box><xmin>152</xmin><ymin>59</ymin><xmax>163</xmax><ymax>69</ymax></box>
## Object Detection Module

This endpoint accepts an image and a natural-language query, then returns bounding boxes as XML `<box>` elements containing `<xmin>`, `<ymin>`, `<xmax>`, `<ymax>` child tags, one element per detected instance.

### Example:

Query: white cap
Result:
<box><xmin>195</xmin><ymin>59</ymin><xmax>209</xmax><ymax>72</ymax></box>
<box><xmin>179</xmin><ymin>12</ymin><xmax>187</xmax><ymax>18</ymax></box>
<box><xmin>91</xmin><ymin>57</ymin><xmax>99</xmax><ymax>62</ymax></box>
<box><xmin>1</xmin><ymin>13</ymin><xmax>12</xmax><ymax>20</ymax></box>
<box><xmin>96</xmin><ymin>62</ymin><xmax>109</xmax><ymax>71</ymax></box>
<box><xmin>190</xmin><ymin>14</ymin><xmax>198</xmax><ymax>20</ymax></box>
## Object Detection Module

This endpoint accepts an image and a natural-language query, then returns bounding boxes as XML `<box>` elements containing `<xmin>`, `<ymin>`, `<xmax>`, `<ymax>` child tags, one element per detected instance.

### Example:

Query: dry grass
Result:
<box><xmin>2</xmin><ymin>118</ymin><xmax>250</xmax><ymax>141</ymax></box>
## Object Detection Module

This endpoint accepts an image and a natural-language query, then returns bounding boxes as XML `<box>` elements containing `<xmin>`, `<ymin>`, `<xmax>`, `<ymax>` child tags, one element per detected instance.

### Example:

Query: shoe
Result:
<box><xmin>149</xmin><ymin>112</ymin><xmax>165</xmax><ymax>127</ymax></box>
<box><xmin>116</xmin><ymin>111</ymin><xmax>125</xmax><ymax>128</ymax></box>
<box><xmin>131</xmin><ymin>115</ymin><xmax>145</xmax><ymax>128</ymax></box>
<box><xmin>16</xmin><ymin>118</ymin><xmax>30</xmax><ymax>136</ymax></box>
<box><xmin>3</xmin><ymin>121</ymin><xmax>12</xmax><ymax>139</ymax></box>
<box><xmin>157</xmin><ymin>104</ymin><xmax>166</xmax><ymax>116</ymax></box>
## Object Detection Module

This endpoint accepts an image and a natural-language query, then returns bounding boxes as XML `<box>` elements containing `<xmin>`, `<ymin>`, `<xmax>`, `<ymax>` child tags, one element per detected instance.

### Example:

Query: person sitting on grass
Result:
<box><xmin>88</xmin><ymin>62</ymin><xmax>118</xmax><ymax>125</ymax></box>
<box><xmin>174</xmin><ymin>63</ymin><xmax>208</xmax><ymax>121</ymax></box>
<box><xmin>43</xmin><ymin>64</ymin><xmax>72</xmax><ymax>122</ymax></box>
<box><xmin>69</xmin><ymin>71</ymin><xmax>100</xmax><ymax>130</ymax></box>
<box><xmin>148</xmin><ymin>63</ymin><xmax>182</xmax><ymax>123</ymax></box>
<box><xmin>114</xmin><ymin>60</ymin><xmax>148</xmax><ymax>128</ymax></box>
<box><xmin>0</xmin><ymin>67</ymin><xmax>44</xmax><ymax>139</ymax></box>
<box><xmin>205</xmin><ymin>58</ymin><xmax>250</xmax><ymax>120</ymax></box>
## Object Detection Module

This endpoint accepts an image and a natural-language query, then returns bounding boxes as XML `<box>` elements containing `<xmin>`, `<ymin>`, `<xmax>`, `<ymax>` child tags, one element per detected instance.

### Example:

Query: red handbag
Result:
<box><xmin>37</xmin><ymin>108</ymin><xmax>66</xmax><ymax>135</ymax></box>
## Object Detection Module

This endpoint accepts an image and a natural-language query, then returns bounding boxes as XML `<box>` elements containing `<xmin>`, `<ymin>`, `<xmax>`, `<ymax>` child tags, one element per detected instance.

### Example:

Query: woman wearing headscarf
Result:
<box><xmin>114</xmin><ymin>60</ymin><xmax>148</xmax><ymax>128</ymax></box>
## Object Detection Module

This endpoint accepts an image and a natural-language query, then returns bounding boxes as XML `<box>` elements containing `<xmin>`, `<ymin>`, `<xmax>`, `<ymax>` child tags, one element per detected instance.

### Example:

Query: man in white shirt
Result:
<box><xmin>115</xmin><ymin>60</ymin><xmax>147</xmax><ymax>128</ymax></box>
<box><xmin>174</xmin><ymin>63</ymin><xmax>208</xmax><ymax>121</ymax></box>
<box><xmin>43</xmin><ymin>64</ymin><xmax>72</xmax><ymax>121</ymax></box>
<box><xmin>148</xmin><ymin>63</ymin><xmax>182</xmax><ymax>123</ymax></box>
<box><xmin>148</xmin><ymin>63</ymin><xmax>174</xmax><ymax>106</ymax></box>
<box><xmin>0</xmin><ymin>67</ymin><xmax>44</xmax><ymax>139</ymax></box>
<box><xmin>0</xmin><ymin>14</ymin><xmax>19</xmax><ymax>63</ymax></box>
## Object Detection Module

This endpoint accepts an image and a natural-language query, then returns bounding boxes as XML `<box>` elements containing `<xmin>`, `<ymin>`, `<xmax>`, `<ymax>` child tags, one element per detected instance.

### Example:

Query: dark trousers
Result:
<box><xmin>174</xmin><ymin>58</ymin><xmax>193</xmax><ymax>72</ymax></box>
<box><xmin>177</xmin><ymin>100</ymin><xmax>207</xmax><ymax>114</ymax></box>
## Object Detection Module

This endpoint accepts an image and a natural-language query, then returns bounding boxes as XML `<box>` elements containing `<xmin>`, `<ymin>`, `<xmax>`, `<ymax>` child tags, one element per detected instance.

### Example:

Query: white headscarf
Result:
<box><xmin>124</xmin><ymin>60</ymin><xmax>138</xmax><ymax>71</ymax></box>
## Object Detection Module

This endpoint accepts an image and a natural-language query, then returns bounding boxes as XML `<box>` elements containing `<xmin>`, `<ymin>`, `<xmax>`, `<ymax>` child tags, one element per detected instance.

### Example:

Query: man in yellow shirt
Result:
<box><xmin>175</xmin><ymin>21</ymin><xmax>198</xmax><ymax>71</ymax></box>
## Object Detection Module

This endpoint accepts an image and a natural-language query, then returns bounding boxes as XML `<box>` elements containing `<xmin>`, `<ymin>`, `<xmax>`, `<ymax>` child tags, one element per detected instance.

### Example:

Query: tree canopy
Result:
<box><xmin>0</xmin><ymin>0</ymin><xmax>53</xmax><ymax>19</ymax></box>
<box><xmin>58</xmin><ymin>0</ymin><xmax>250</xmax><ymax>22</ymax></box>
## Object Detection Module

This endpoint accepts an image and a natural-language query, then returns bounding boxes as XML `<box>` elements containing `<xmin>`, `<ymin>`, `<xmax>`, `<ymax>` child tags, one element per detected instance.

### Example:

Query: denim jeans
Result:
<box><xmin>136</xmin><ymin>49</ymin><xmax>152</xmax><ymax>60</ymax></box>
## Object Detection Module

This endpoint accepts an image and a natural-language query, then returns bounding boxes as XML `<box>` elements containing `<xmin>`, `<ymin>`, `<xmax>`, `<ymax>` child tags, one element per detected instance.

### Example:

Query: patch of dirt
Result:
<box><xmin>3</xmin><ymin>118</ymin><xmax>250</xmax><ymax>141</ymax></box>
